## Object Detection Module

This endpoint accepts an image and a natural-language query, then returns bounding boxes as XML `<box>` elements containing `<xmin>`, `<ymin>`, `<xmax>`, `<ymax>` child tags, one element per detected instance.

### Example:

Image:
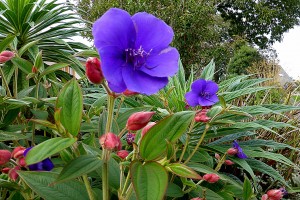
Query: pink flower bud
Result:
<box><xmin>215</xmin><ymin>153</ymin><xmax>221</xmax><ymax>160</ymax></box>
<box><xmin>224</xmin><ymin>160</ymin><xmax>234</xmax><ymax>165</ymax></box>
<box><xmin>227</xmin><ymin>147</ymin><xmax>238</xmax><ymax>156</ymax></box>
<box><xmin>194</xmin><ymin>109</ymin><xmax>210</xmax><ymax>123</ymax></box>
<box><xmin>141</xmin><ymin>122</ymin><xmax>156</xmax><ymax>137</ymax></box>
<box><xmin>0</xmin><ymin>51</ymin><xmax>14</xmax><ymax>63</ymax></box>
<box><xmin>261</xmin><ymin>194</ymin><xmax>269</xmax><ymax>200</ymax></box>
<box><xmin>123</xmin><ymin>89</ymin><xmax>139</xmax><ymax>96</ymax></box>
<box><xmin>2</xmin><ymin>167</ymin><xmax>10</xmax><ymax>174</ymax></box>
<box><xmin>190</xmin><ymin>198</ymin><xmax>203</xmax><ymax>200</ymax></box>
<box><xmin>266</xmin><ymin>189</ymin><xmax>284</xmax><ymax>200</ymax></box>
<box><xmin>126</xmin><ymin>111</ymin><xmax>155</xmax><ymax>131</ymax></box>
<box><xmin>99</xmin><ymin>133</ymin><xmax>121</xmax><ymax>151</ymax></box>
<box><xmin>11</xmin><ymin>146</ymin><xmax>26</xmax><ymax>159</ymax></box>
<box><xmin>8</xmin><ymin>166</ymin><xmax>20</xmax><ymax>181</ymax></box>
<box><xmin>0</xmin><ymin>150</ymin><xmax>11</xmax><ymax>165</ymax></box>
<box><xmin>203</xmin><ymin>173</ymin><xmax>220</xmax><ymax>183</ymax></box>
<box><xmin>86</xmin><ymin>57</ymin><xmax>104</xmax><ymax>84</ymax></box>
<box><xmin>117</xmin><ymin>150</ymin><xmax>129</xmax><ymax>159</ymax></box>
<box><xmin>17</xmin><ymin>157</ymin><xmax>27</xmax><ymax>167</ymax></box>
<box><xmin>32</xmin><ymin>66</ymin><xmax>38</xmax><ymax>73</ymax></box>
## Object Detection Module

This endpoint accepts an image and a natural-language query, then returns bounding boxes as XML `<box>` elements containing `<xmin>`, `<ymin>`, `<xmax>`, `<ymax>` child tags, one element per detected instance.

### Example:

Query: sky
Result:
<box><xmin>273</xmin><ymin>26</ymin><xmax>300</xmax><ymax>80</ymax></box>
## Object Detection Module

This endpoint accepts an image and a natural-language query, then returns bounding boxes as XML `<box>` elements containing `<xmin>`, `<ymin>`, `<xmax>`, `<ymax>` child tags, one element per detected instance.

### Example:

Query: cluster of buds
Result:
<box><xmin>0</xmin><ymin>51</ymin><xmax>14</xmax><ymax>63</ymax></box>
<box><xmin>194</xmin><ymin>106</ymin><xmax>211</xmax><ymax>123</ymax></box>
<box><xmin>1</xmin><ymin>146</ymin><xmax>54</xmax><ymax>181</ymax></box>
<box><xmin>203</xmin><ymin>173</ymin><xmax>220</xmax><ymax>183</ymax></box>
<box><xmin>261</xmin><ymin>188</ymin><xmax>287</xmax><ymax>200</ymax></box>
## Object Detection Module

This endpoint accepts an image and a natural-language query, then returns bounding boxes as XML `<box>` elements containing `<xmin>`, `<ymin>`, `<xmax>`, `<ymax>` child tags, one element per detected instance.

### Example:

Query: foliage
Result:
<box><xmin>217</xmin><ymin>0</ymin><xmax>300</xmax><ymax>48</ymax></box>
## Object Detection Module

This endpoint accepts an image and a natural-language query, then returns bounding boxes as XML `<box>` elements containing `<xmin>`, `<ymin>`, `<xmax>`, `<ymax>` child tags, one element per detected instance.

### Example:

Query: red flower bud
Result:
<box><xmin>12</xmin><ymin>146</ymin><xmax>26</xmax><ymax>159</ymax></box>
<box><xmin>227</xmin><ymin>147</ymin><xmax>238</xmax><ymax>156</ymax></box>
<box><xmin>2</xmin><ymin>167</ymin><xmax>10</xmax><ymax>174</ymax></box>
<box><xmin>86</xmin><ymin>57</ymin><xmax>104</xmax><ymax>84</ymax></box>
<box><xmin>194</xmin><ymin>109</ymin><xmax>210</xmax><ymax>123</ymax></box>
<box><xmin>203</xmin><ymin>173</ymin><xmax>220</xmax><ymax>183</ymax></box>
<box><xmin>99</xmin><ymin>132</ymin><xmax>121</xmax><ymax>151</ymax></box>
<box><xmin>126</xmin><ymin>111</ymin><xmax>155</xmax><ymax>131</ymax></box>
<box><xmin>266</xmin><ymin>189</ymin><xmax>284</xmax><ymax>200</ymax></box>
<box><xmin>141</xmin><ymin>122</ymin><xmax>156</xmax><ymax>137</ymax></box>
<box><xmin>0</xmin><ymin>51</ymin><xmax>14</xmax><ymax>63</ymax></box>
<box><xmin>117</xmin><ymin>150</ymin><xmax>129</xmax><ymax>159</ymax></box>
<box><xmin>32</xmin><ymin>66</ymin><xmax>38</xmax><ymax>73</ymax></box>
<box><xmin>8</xmin><ymin>166</ymin><xmax>20</xmax><ymax>181</ymax></box>
<box><xmin>261</xmin><ymin>194</ymin><xmax>269</xmax><ymax>200</ymax></box>
<box><xmin>123</xmin><ymin>89</ymin><xmax>139</xmax><ymax>96</ymax></box>
<box><xmin>224</xmin><ymin>160</ymin><xmax>234</xmax><ymax>166</ymax></box>
<box><xmin>215</xmin><ymin>153</ymin><xmax>221</xmax><ymax>160</ymax></box>
<box><xmin>17</xmin><ymin>157</ymin><xmax>27</xmax><ymax>167</ymax></box>
<box><xmin>0</xmin><ymin>150</ymin><xmax>11</xmax><ymax>165</ymax></box>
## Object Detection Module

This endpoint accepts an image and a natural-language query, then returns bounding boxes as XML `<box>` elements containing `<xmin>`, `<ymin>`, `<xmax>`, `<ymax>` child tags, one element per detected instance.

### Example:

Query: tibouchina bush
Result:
<box><xmin>1</xmin><ymin>7</ymin><xmax>299</xmax><ymax>200</ymax></box>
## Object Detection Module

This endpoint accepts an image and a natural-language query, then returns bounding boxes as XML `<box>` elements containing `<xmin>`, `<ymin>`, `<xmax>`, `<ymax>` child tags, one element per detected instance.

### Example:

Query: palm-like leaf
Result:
<box><xmin>0</xmin><ymin>0</ymin><xmax>87</xmax><ymax>76</ymax></box>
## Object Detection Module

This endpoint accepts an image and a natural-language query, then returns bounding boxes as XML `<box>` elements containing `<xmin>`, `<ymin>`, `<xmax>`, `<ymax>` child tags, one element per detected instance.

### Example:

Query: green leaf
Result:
<box><xmin>0</xmin><ymin>130</ymin><xmax>31</xmax><ymax>141</ymax></box>
<box><xmin>39</xmin><ymin>63</ymin><xmax>69</xmax><ymax>78</ymax></box>
<box><xmin>25</xmin><ymin>137</ymin><xmax>76</xmax><ymax>165</ymax></box>
<box><xmin>18</xmin><ymin>171</ymin><xmax>89</xmax><ymax>200</ymax></box>
<box><xmin>18</xmin><ymin>41</ymin><xmax>39</xmax><ymax>57</ymax></box>
<box><xmin>166</xmin><ymin>183</ymin><xmax>184</xmax><ymax>198</ymax></box>
<box><xmin>0</xmin><ymin>35</ymin><xmax>15</xmax><ymax>52</ymax></box>
<box><xmin>243</xmin><ymin>177</ymin><xmax>253</xmax><ymax>200</ymax></box>
<box><xmin>200</xmin><ymin>59</ymin><xmax>215</xmax><ymax>80</ymax></box>
<box><xmin>97</xmin><ymin>156</ymin><xmax>120</xmax><ymax>190</ymax></box>
<box><xmin>139</xmin><ymin>111</ymin><xmax>194</xmax><ymax>161</ymax></box>
<box><xmin>56</xmin><ymin>79</ymin><xmax>83</xmax><ymax>136</ymax></box>
<box><xmin>56</xmin><ymin>155</ymin><xmax>102</xmax><ymax>183</ymax></box>
<box><xmin>131</xmin><ymin>161</ymin><xmax>168</xmax><ymax>200</ymax></box>
<box><xmin>165</xmin><ymin>163</ymin><xmax>202</xmax><ymax>179</ymax></box>
<box><xmin>34</xmin><ymin>51</ymin><xmax>44</xmax><ymax>70</ymax></box>
<box><xmin>11</xmin><ymin>57</ymin><xmax>32</xmax><ymax>74</ymax></box>
<box><xmin>74</xmin><ymin>50</ymin><xmax>99</xmax><ymax>57</ymax></box>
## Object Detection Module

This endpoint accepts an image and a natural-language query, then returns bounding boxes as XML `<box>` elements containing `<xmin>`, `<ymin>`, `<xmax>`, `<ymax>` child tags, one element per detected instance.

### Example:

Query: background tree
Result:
<box><xmin>217</xmin><ymin>0</ymin><xmax>300</xmax><ymax>48</ymax></box>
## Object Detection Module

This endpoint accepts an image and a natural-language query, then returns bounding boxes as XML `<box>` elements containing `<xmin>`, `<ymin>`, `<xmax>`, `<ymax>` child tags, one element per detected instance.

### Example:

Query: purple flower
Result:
<box><xmin>185</xmin><ymin>79</ymin><xmax>219</xmax><ymax>107</ymax></box>
<box><xmin>92</xmin><ymin>8</ymin><xmax>179</xmax><ymax>95</ymax></box>
<box><xmin>24</xmin><ymin>147</ymin><xmax>54</xmax><ymax>171</ymax></box>
<box><xmin>232</xmin><ymin>140</ymin><xmax>248</xmax><ymax>159</ymax></box>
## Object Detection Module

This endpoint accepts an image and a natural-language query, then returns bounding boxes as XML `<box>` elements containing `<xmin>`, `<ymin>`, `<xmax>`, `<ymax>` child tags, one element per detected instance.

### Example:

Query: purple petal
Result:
<box><xmin>233</xmin><ymin>140</ymin><xmax>240</xmax><ymax>149</ymax></box>
<box><xmin>122</xmin><ymin>66</ymin><xmax>168</xmax><ymax>95</ymax></box>
<box><xmin>93</xmin><ymin>8</ymin><xmax>135</xmax><ymax>50</ymax></box>
<box><xmin>191</xmin><ymin>79</ymin><xmax>206</xmax><ymax>93</ymax></box>
<box><xmin>237</xmin><ymin>151</ymin><xmax>248</xmax><ymax>159</ymax></box>
<box><xmin>204</xmin><ymin>80</ymin><xmax>219</xmax><ymax>94</ymax></box>
<box><xmin>132</xmin><ymin>12</ymin><xmax>174</xmax><ymax>53</ymax></box>
<box><xmin>185</xmin><ymin>91</ymin><xmax>200</xmax><ymax>107</ymax></box>
<box><xmin>23</xmin><ymin>147</ymin><xmax>32</xmax><ymax>156</ymax></box>
<box><xmin>42</xmin><ymin>158</ymin><xmax>54</xmax><ymax>171</ymax></box>
<box><xmin>140</xmin><ymin>47</ymin><xmax>179</xmax><ymax>77</ymax></box>
<box><xmin>208</xmin><ymin>94</ymin><xmax>219</xmax><ymax>104</ymax></box>
<box><xmin>198</xmin><ymin>97</ymin><xmax>216</xmax><ymax>107</ymax></box>
<box><xmin>98</xmin><ymin>46</ymin><xmax>127</xmax><ymax>91</ymax></box>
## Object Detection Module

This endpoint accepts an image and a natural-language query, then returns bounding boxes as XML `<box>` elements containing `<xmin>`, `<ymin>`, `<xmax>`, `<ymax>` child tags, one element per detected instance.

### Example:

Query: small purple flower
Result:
<box><xmin>126</xmin><ymin>132</ymin><xmax>136</xmax><ymax>145</ymax></box>
<box><xmin>232</xmin><ymin>140</ymin><xmax>248</xmax><ymax>159</ymax></box>
<box><xmin>92</xmin><ymin>8</ymin><xmax>179</xmax><ymax>95</ymax></box>
<box><xmin>185</xmin><ymin>79</ymin><xmax>219</xmax><ymax>107</ymax></box>
<box><xmin>24</xmin><ymin>147</ymin><xmax>54</xmax><ymax>171</ymax></box>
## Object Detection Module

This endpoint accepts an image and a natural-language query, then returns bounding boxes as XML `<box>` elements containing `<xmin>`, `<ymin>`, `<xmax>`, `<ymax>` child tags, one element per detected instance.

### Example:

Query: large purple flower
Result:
<box><xmin>232</xmin><ymin>140</ymin><xmax>248</xmax><ymax>159</ymax></box>
<box><xmin>185</xmin><ymin>79</ymin><xmax>219</xmax><ymax>107</ymax></box>
<box><xmin>92</xmin><ymin>8</ymin><xmax>179</xmax><ymax>95</ymax></box>
<box><xmin>24</xmin><ymin>147</ymin><xmax>54</xmax><ymax>171</ymax></box>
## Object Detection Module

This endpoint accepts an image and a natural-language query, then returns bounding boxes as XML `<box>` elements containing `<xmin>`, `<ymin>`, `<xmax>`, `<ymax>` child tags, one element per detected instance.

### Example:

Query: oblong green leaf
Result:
<box><xmin>139</xmin><ymin>111</ymin><xmax>194</xmax><ymax>161</ymax></box>
<box><xmin>56</xmin><ymin>155</ymin><xmax>102</xmax><ymax>183</ymax></box>
<box><xmin>18</xmin><ymin>171</ymin><xmax>89</xmax><ymax>200</ymax></box>
<box><xmin>131</xmin><ymin>161</ymin><xmax>168</xmax><ymax>200</ymax></box>
<box><xmin>25</xmin><ymin>137</ymin><xmax>76</xmax><ymax>165</ymax></box>
<box><xmin>11</xmin><ymin>57</ymin><xmax>32</xmax><ymax>74</ymax></box>
<box><xmin>39</xmin><ymin>63</ymin><xmax>69</xmax><ymax>78</ymax></box>
<box><xmin>0</xmin><ymin>35</ymin><xmax>15</xmax><ymax>52</ymax></box>
<box><xmin>56</xmin><ymin>79</ymin><xmax>83</xmax><ymax>136</ymax></box>
<box><xmin>165</xmin><ymin>163</ymin><xmax>201</xmax><ymax>179</ymax></box>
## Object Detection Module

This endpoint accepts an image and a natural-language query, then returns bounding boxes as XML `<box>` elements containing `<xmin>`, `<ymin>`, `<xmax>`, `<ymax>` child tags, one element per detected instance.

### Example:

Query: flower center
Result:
<box><xmin>200</xmin><ymin>91</ymin><xmax>211</xmax><ymax>98</ymax></box>
<box><xmin>125</xmin><ymin>46</ymin><xmax>151</xmax><ymax>69</ymax></box>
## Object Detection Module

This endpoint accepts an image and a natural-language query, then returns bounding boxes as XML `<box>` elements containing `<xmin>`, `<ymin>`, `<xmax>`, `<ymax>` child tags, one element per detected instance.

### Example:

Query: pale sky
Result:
<box><xmin>273</xmin><ymin>26</ymin><xmax>300</xmax><ymax>80</ymax></box>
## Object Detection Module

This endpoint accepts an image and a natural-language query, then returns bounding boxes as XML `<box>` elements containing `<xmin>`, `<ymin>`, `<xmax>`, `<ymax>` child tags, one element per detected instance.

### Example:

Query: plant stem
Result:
<box><xmin>83</xmin><ymin>175</ymin><xmax>96</xmax><ymax>200</ymax></box>
<box><xmin>13</xmin><ymin>68</ymin><xmax>18</xmax><ymax>98</ymax></box>
<box><xmin>179</xmin><ymin>118</ymin><xmax>195</xmax><ymax>162</ymax></box>
<box><xmin>102</xmin><ymin>94</ymin><xmax>115</xmax><ymax>200</ymax></box>
<box><xmin>184</xmin><ymin>124</ymin><xmax>210</xmax><ymax>164</ymax></box>
<box><xmin>0</xmin><ymin>66</ymin><xmax>12</xmax><ymax>97</ymax></box>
